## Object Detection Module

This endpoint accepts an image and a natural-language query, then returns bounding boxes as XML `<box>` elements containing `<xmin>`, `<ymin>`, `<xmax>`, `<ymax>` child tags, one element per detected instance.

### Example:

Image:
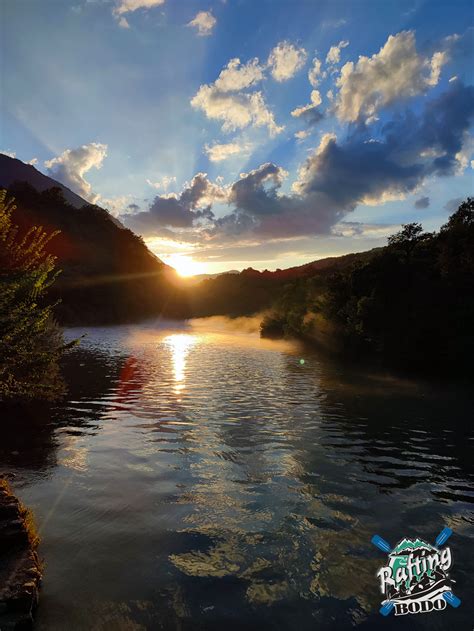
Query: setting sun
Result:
<box><xmin>164</xmin><ymin>254</ymin><xmax>207</xmax><ymax>277</ymax></box>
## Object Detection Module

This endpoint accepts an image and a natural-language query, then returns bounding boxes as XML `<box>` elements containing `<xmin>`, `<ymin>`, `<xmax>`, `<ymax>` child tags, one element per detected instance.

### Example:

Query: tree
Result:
<box><xmin>0</xmin><ymin>189</ymin><xmax>70</xmax><ymax>402</ymax></box>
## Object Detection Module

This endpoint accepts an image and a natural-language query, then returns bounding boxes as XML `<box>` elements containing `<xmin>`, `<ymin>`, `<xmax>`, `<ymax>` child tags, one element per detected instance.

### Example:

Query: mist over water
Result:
<box><xmin>2</xmin><ymin>320</ymin><xmax>473</xmax><ymax>630</ymax></box>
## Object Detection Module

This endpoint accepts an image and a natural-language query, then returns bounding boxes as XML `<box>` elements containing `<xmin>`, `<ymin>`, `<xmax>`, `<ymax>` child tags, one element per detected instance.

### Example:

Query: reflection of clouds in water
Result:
<box><xmin>20</xmin><ymin>324</ymin><xmax>473</xmax><ymax>630</ymax></box>
<box><xmin>168</xmin><ymin>517</ymin><xmax>381</xmax><ymax>616</ymax></box>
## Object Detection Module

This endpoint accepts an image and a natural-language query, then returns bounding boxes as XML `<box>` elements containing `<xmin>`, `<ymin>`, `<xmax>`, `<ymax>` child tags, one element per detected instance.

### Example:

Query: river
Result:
<box><xmin>2</xmin><ymin>320</ymin><xmax>473</xmax><ymax>630</ymax></box>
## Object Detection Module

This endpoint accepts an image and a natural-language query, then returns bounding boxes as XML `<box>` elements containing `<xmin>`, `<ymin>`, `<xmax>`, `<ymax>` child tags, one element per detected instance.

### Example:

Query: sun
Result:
<box><xmin>165</xmin><ymin>253</ymin><xmax>206</xmax><ymax>277</ymax></box>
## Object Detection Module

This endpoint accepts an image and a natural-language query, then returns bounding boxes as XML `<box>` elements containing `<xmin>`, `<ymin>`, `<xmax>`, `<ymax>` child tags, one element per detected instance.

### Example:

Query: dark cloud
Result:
<box><xmin>123</xmin><ymin>173</ymin><xmax>222</xmax><ymax>232</ymax></box>
<box><xmin>414</xmin><ymin>196</ymin><xmax>430</xmax><ymax>209</ymax></box>
<box><xmin>294</xmin><ymin>108</ymin><xmax>325</xmax><ymax>126</ymax></box>
<box><xmin>123</xmin><ymin>83</ymin><xmax>474</xmax><ymax>243</ymax></box>
<box><xmin>212</xmin><ymin>162</ymin><xmax>344</xmax><ymax>239</ymax></box>
<box><xmin>296</xmin><ymin>82</ymin><xmax>474</xmax><ymax>208</ymax></box>
<box><xmin>213</xmin><ymin>83</ymin><xmax>474</xmax><ymax>240</ymax></box>
<box><xmin>444</xmin><ymin>197</ymin><xmax>463</xmax><ymax>213</ymax></box>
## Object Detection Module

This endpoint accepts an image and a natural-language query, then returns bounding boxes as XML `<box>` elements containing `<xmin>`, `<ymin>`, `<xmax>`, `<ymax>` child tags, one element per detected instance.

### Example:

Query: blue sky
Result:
<box><xmin>2</xmin><ymin>0</ymin><xmax>474</xmax><ymax>273</ymax></box>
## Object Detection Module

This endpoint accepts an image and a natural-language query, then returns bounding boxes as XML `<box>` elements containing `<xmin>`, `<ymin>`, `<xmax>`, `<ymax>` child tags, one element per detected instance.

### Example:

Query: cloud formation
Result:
<box><xmin>444</xmin><ymin>197</ymin><xmax>463</xmax><ymax>213</ymax></box>
<box><xmin>294</xmin><ymin>130</ymin><xmax>311</xmax><ymax>141</ymax></box>
<box><xmin>113</xmin><ymin>0</ymin><xmax>164</xmax><ymax>16</ymax></box>
<box><xmin>128</xmin><ymin>82</ymin><xmax>474</xmax><ymax>245</ymax></box>
<box><xmin>414</xmin><ymin>196</ymin><xmax>430</xmax><ymax>209</ymax></box>
<box><xmin>334</xmin><ymin>31</ymin><xmax>446</xmax><ymax>122</ymax></box>
<box><xmin>146</xmin><ymin>175</ymin><xmax>177</xmax><ymax>190</ymax></box>
<box><xmin>291</xmin><ymin>89</ymin><xmax>323</xmax><ymax>120</ymax></box>
<box><xmin>45</xmin><ymin>142</ymin><xmax>107</xmax><ymax>203</ymax></box>
<box><xmin>267</xmin><ymin>41</ymin><xmax>307</xmax><ymax>82</ymax></box>
<box><xmin>295</xmin><ymin>82</ymin><xmax>474</xmax><ymax>208</ymax></box>
<box><xmin>191</xmin><ymin>58</ymin><xmax>283</xmax><ymax>136</ymax></box>
<box><xmin>204</xmin><ymin>141</ymin><xmax>253</xmax><ymax>162</ymax></box>
<box><xmin>124</xmin><ymin>173</ymin><xmax>226</xmax><ymax>232</ymax></box>
<box><xmin>326</xmin><ymin>40</ymin><xmax>349</xmax><ymax>65</ymax></box>
<box><xmin>308</xmin><ymin>57</ymin><xmax>324</xmax><ymax>87</ymax></box>
<box><xmin>112</xmin><ymin>0</ymin><xmax>164</xmax><ymax>25</ymax></box>
<box><xmin>187</xmin><ymin>10</ymin><xmax>216</xmax><ymax>37</ymax></box>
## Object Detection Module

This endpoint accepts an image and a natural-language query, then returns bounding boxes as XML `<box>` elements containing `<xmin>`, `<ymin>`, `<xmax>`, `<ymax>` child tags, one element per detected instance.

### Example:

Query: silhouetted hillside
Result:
<box><xmin>187</xmin><ymin>250</ymin><xmax>378</xmax><ymax>317</ymax></box>
<box><xmin>0</xmin><ymin>153</ymin><xmax>88</xmax><ymax>209</ymax></box>
<box><xmin>0</xmin><ymin>156</ymin><xmax>186</xmax><ymax>324</ymax></box>
<box><xmin>261</xmin><ymin>199</ymin><xmax>474</xmax><ymax>377</ymax></box>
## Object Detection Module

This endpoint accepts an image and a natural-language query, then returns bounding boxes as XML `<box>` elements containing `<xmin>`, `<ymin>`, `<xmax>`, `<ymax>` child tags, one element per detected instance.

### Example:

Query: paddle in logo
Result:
<box><xmin>371</xmin><ymin>528</ymin><xmax>461</xmax><ymax>617</ymax></box>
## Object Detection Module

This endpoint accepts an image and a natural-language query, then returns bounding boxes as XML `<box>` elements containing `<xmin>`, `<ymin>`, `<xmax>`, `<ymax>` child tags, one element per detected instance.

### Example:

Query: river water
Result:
<box><xmin>2</xmin><ymin>320</ymin><xmax>473</xmax><ymax>630</ymax></box>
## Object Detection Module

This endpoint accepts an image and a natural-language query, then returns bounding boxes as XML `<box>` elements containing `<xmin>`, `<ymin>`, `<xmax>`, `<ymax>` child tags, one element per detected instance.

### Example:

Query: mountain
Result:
<box><xmin>194</xmin><ymin>270</ymin><xmax>240</xmax><ymax>280</ymax></box>
<box><xmin>391</xmin><ymin>539</ymin><xmax>436</xmax><ymax>555</ymax></box>
<box><xmin>187</xmin><ymin>250</ymin><xmax>379</xmax><ymax>317</ymax></box>
<box><xmin>0</xmin><ymin>155</ymin><xmax>186</xmax><ymax>324</ymax></box>
<box><xmin>0</xmin><ymin>153</ymin><xmax>89</xmax><ymax>209</ymax></box>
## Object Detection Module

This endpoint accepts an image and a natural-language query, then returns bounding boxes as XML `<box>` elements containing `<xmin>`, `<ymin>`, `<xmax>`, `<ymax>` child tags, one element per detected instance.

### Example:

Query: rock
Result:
<box><xmin>0</xmin><ymin>479</ymin><xmax>42</xmax><ymax>631</ymax></box>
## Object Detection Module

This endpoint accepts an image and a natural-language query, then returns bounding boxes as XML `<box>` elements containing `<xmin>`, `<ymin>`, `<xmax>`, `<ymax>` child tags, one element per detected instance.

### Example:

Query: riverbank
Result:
<box><xmin>0</xmin><ymin>478</ymin><xmax>42</xmax><ymax>630</ymax></box>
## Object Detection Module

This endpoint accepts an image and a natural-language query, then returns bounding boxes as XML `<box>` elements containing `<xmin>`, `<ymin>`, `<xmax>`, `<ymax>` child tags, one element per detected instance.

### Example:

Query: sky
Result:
<box><xmin>1</xmin><ymin>0</ymin><xmax>474</xmax><ymax>274</ymax></box>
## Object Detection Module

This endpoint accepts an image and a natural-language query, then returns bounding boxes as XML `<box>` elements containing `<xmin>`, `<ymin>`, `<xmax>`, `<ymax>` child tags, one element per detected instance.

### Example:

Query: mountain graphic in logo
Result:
<box><xmin>372</xmin><ymin>529</ymin><xmax>461</xmax><ymax>616</ymax></box>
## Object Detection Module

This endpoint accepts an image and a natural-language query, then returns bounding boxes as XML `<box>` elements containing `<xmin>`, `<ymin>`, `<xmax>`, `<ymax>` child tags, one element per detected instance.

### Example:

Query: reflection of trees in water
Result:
<box><xmin>0</xmin><ymin>348</ymin><xmax>125</xmax><ymax>474</ymax></box>
<box><xmin>176</xmin><ymin>349</ymin><xmax>474</xmax><ymax>626</ymax></box>
<box><xmin>300</xmin><ymin>352</ymin><xmax>474</xmax><ymax>494</ymax></box>
<box><xmin>8</xmin><ymin>331</ymin><xmax>471</xmax><ymax>630</ymax></box>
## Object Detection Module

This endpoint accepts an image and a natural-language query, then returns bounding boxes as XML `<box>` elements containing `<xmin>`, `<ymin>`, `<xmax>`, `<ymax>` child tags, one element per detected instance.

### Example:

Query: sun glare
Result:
<box><xmin>165</xmin><ymin>254</ymin><xmax>206</xmax><ymax>277</ymax></box>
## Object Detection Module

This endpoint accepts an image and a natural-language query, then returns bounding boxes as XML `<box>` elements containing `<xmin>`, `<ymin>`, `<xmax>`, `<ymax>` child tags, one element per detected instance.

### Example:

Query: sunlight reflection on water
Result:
<box><xmin>163</xmin><ymin>333</ymin><xmax>198</xmax><ymax>396</ymax></box>
<box><xmin>1</xmin><ymin>320</ymin><xmax>472</xmax><ymax>631</ymax></box>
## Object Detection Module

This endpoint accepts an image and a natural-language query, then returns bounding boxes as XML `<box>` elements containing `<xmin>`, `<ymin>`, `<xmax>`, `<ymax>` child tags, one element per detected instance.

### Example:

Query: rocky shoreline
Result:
<box><xmin>0</xmin><ymin>478</ymin><xmax>42</xmax><ymax>630</ymax></box>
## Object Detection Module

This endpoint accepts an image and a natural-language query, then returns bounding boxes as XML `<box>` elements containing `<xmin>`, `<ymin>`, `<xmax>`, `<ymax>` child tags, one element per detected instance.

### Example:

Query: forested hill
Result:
<box><xmin>0</xmin><ymin>155</ymin><xmax>186</xmax><ymax>324</ymax></box>
<box><xmin>187</xmin><ymin>249</ymin><xmax>379</xmax><ymax>317</ymax></box>
<box><xmin>261</xmin><ymin>199</ymin><xmax>474</xmax><ymax>376</ymax></box>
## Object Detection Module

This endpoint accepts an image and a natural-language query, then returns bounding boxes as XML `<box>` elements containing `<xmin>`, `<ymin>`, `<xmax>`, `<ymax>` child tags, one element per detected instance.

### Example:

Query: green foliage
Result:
<box><xmin>0</xmin><ymin>189</ymin><xmax>69</xmax><ymax>402</ymax></box>
<box><xmin>261</xmin><ymin>198</ymin><xmax>474</xmax><ymax>376</ymax></box>
<box><xmin>7</xmin><ymin>183</ymin><xmax>188</xmax><ymax>324</ymax></box>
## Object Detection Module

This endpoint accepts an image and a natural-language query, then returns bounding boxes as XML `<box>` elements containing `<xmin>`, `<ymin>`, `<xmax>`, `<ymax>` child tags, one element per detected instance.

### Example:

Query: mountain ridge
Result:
<box><xmin>0</xmin><ymin>153</ymin><xmax>90</xmax><ymax>209</ymax></box>
<box><xmin>0</xmin><ymin>154</ymin><xmax>185</xmax><ymax>324</ymax></box>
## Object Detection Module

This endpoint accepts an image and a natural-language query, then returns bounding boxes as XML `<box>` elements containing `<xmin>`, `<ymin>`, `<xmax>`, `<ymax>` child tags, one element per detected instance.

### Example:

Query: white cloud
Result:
<box><xmin>454</xmin><ymin>132</ymin><xmax>474</xmax><ymax>173</ymax></box>
<box><xmin>291</xmin><ymin>90</ymin><xmax>322</xmax><ymax>118</ymax></box>
<box><xmin>214</xmin><ymin>57</ymin><xmax>264</xmax><ymax>92</ymax></box>
<box><xmin>187</xmin><ymin>10</ymin><xmax>216</xmax><ymax>36</ymax></box>
<box><xmin>44</xmin><ymin>143</ymin><xmax>107</xmax><ymax>203</ymax></box>
<box><xmin>113</xmin><ymin>0</ymin><xmax>165</xmax><ymax>17</ymax></box>
<box><xmin>308</xmin><ymin>57</ymin><xmax>324</xmax><ymax>87</ymax></box>
<box><xmin>98</xmin><ymin>195</ymin><xmax>133</xmax><ymax>218</ymax></box>
<box><xmin>334</xmin><ymin>31</ymin><xmax>447</xmax><ymax>122</ymax></box>
<box><xmin>118</xmin><ymin>16</ymin><xmax>130</xmax><ymax>28</ymax></box>
<box><xmin>191</xmin><ymin>58</ymin><xmax>283</xmax><ymax>136</ymax></box>
<box><xmin>326</xmin><ymin>40</ymin><xmax>349</xmax><ymax>65</ymax></box>
<box><xmin>292</xmin><ymin>132</ymin><xmax>337</xmax><ymax>194</ymax></box>
<box><xmin>321</xmin><ymin>18</ymin><xmax>347</xmax><ymax>29</ymax></box>
<box><xmin>1</xmin><ymin>151</ymin><xmax>38</xmax><ymax>165</ymax></box>
<box><xmin>294</xmin><ymin>130</ymin><xmax>311</xmax><ymax>141</ymax></box>
<box><xmin>204</xmin><ymin>141</ymin><xmax>253</xmax><ymax>162</ymax></box>
<box><xmin>146</xmin><ymin>175</ymin><xmax>177</xmax><ymax>190</ymax></box>
<box><xmin>268</xmin><ymin>41</ymin><xmax>307</xmax><ymax>82</ymax></box>
<box><xmin>192</xmin><ymin>88</ymin><xmax>283</xmax><ymax>136</ymax></box>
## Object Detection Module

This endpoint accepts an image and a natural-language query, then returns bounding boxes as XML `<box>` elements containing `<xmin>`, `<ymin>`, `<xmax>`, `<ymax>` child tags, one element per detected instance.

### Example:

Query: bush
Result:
<box><xmin>0</xmin><ymin>190</ymin><xmax>70</xmax><ymax>402</ymax></box>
